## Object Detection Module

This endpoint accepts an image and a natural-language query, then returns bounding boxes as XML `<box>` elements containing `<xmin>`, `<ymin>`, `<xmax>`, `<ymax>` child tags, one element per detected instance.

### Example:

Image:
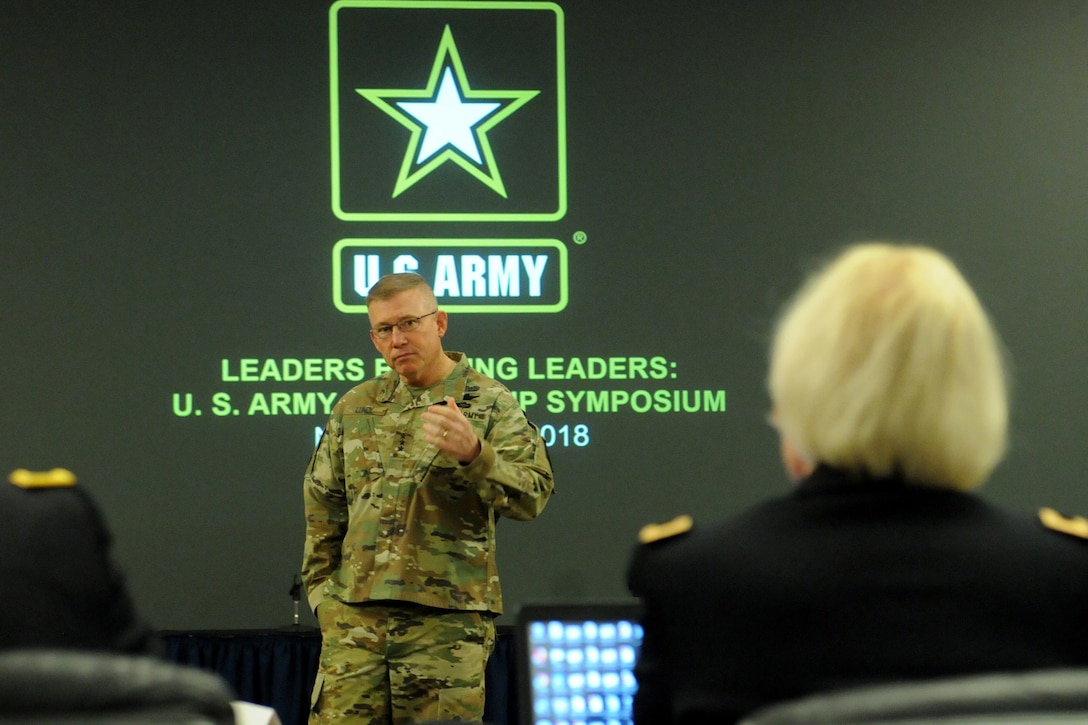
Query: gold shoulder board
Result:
<box><xmin>8</xmin><ymin>468</ymin><xmax>78</xmax><ymax>489</ymax></box>
<box><xmin>1039</xmin><ymin>507</ymin><xmax>1088</xmax><ymax>539</ymax></box>
<box><xmin>638</xmin><ymin>514</ymin><xmax>694</xmax><ymax>544</ymax></box>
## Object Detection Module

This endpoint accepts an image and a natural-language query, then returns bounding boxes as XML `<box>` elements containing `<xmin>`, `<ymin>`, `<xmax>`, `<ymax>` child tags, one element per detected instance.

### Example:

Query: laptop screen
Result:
<box><xmin>515</xmin><ymin>602</ymin><xmax>644</xmax><ymax>725</ymax></box>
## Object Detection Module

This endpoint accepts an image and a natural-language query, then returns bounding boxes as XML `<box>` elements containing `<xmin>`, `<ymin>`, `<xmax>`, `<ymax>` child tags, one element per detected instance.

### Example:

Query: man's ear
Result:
<box><xmin>435</xmin><ymin>310</ymin><xmax>449</xmax><ymax>337</ymax></box>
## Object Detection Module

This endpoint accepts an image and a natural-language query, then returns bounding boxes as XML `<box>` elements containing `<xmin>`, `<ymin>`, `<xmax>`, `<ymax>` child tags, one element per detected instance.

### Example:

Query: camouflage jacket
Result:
<box><xmin>302</xmin><ymin>352</ymin><xmax>554</xmax><ymax>615</ymax></box>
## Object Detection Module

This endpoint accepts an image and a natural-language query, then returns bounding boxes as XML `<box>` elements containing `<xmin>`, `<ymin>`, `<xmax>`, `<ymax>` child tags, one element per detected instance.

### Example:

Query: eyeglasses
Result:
<box><xmin>370</xmin><ymin>310</ymin><xmax>438</xmax><ymax>340</ymax></box>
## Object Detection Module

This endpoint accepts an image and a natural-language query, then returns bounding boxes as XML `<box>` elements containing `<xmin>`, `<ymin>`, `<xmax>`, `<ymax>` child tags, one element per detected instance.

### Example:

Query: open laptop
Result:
<box><xmin>515</xmin><ymin>602</ymin><xmax>644</xmax><ymax>725</ymax></box>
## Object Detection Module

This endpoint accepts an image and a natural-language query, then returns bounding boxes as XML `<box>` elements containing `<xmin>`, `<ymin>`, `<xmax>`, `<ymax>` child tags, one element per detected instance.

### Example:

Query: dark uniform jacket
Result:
<box><xmin>626</xmin><ymin>465</ymin><xmax>1088</xmax><ymax>724</ymax></box>
<box><xmin>0</xmin><ymin>472</ymin><xmax>157</xmax><ymax>653</ymax></box>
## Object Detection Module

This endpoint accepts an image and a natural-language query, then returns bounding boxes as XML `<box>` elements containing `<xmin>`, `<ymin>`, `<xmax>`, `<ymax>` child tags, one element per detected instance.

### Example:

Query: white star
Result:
<box><xmin>396</xmin><ymin>67</ymin><xmax>500</xmax><ymax>165</ymax></box>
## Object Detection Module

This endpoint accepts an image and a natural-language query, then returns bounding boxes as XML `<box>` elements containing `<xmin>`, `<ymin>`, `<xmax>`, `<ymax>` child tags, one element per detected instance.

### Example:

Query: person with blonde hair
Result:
<box><xmin>769</xmin><ymin>243</ymin><xmax>1007</xmax><ymax>492</ymax></box>
<box><xmin>627</xmin><ymin>243</ymin><xmax>1088</xmax><ymax>724</ymax></box>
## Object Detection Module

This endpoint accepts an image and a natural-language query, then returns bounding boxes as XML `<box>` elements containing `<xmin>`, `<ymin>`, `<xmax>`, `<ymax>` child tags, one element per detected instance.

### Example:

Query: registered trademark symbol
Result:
<box><xmin>572</xmin><ymin>230</ymin><xmax>588</xmax><ymax>245</ymax></box>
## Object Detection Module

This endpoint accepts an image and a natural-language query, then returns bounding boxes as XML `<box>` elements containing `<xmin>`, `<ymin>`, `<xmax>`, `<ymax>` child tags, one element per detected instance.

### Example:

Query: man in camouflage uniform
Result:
<box><xmin>302</xmin><ymin>272</ymin><xmax>554</xmax><ymax>724</ymax></box>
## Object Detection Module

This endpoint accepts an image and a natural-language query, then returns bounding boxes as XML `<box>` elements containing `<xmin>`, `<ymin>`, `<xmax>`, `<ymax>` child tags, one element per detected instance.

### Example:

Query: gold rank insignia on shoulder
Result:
<box><xmin>8</xmin><ymin>468</ymin><xmax>78</xmax><ymax>489</ymax></box>
<box><xmin>1038</xmin><ymin>507</ymin><xmax>1088</xmax><ymax>540</ymax></box>
<box><xmin>638</xmin><ymin>514</ymin><xmax>694</xmax><ymax>544</ymax></box>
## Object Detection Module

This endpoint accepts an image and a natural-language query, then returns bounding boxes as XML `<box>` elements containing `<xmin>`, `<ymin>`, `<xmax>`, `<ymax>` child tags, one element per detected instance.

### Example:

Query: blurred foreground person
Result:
<box><xmin>627</xmin><ymin>243</ymin><xmax>1088</xmax><ymax>724</ymax></box>
<box><xmin>1</xmin><ymin>468</ymin><xmax>157</xmax><ymax>653</ymax></box>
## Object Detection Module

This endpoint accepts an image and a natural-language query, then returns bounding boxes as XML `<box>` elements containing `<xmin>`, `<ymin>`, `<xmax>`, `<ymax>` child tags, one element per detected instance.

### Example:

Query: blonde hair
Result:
<box><xmin>768</xmin><ymin>243</ymin><xmax>1008</xmax><ymax>491</ymax></box>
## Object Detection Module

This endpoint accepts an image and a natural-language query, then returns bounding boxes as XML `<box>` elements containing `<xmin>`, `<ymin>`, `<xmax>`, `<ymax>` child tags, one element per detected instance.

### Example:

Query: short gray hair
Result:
<box><xmin>365</xmin><ymin>273</ymin><xmax>437</xmax><ymax>307</ymax></box>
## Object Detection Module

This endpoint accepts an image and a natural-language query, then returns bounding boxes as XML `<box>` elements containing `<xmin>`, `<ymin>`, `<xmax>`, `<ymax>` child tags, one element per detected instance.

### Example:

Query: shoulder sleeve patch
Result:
<box><xmin>1038</xmin><ymin>507</ymin><xmax>1088</xmax><ymax>540</ymax></box>
<box><xmin>638</xmin><ymin>514</ymin><xmax>694</xmax><ymax>544</ymax></box>
<box><xmin>8</xmin><ymin>468</ymin><xmax>78</xmax><ymax>489</ymax></box>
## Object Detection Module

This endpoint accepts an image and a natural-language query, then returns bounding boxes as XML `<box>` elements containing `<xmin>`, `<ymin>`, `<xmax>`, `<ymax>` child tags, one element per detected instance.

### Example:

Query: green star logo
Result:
<box><xmin>330</xmin><ymin>1</ymin><xmax>566</xmax><ymax>222</ymax></box>
<box><xmin>356</xmin><ymin>25</ymin><xmax>539</xmax><ymax>199</ymax></box>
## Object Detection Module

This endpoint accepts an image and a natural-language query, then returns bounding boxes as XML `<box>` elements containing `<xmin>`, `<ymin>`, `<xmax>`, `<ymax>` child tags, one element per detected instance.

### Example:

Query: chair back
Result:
<box><xmin>739</xmin><ymin>669</ymin><xmax>1088</xmax><ymax>724</ymax></box>
<box><xmin>0</xmin><ymin>649</ymin><xmax>237</xmax><ymax>724</ymax></box>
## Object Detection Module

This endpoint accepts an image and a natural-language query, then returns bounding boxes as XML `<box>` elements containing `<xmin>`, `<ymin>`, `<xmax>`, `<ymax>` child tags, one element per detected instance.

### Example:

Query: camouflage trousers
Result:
<box><xmin>309</xmin><ymin>599</ymin><xmax>496</xmax><ymax>725</ymax></box>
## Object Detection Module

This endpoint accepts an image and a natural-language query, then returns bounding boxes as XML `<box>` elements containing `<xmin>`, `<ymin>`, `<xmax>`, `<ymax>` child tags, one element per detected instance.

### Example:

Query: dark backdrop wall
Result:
<box><xmin>2</xmin><ymin>0</ymin><xmax>1087</xmax><ymax>630</ymax></box>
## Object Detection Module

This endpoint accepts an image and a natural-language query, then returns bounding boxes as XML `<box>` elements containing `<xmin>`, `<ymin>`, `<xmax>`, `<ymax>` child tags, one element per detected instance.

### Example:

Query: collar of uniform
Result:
<box><xmin>795</xmin><ymin>464</ymin><xmax>913</xmax><ymax>497</ymax></box>
<box><xmin>378</xmin><ymin>352</ymin><xmax>471</xmax><ymax>407</ymax></box>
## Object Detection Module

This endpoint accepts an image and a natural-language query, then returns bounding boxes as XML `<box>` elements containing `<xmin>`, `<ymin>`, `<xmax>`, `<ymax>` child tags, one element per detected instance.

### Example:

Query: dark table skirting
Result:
<box><xmin>161</xmin><ymin>627</ymin><xmax>517</xmax><ymax>725</ymax></box>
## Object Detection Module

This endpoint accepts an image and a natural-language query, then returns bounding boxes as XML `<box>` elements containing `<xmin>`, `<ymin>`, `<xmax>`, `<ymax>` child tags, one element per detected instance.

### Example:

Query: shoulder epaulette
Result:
<box><xmin>1038</xmin><ymin>507</ymin><xmax>1088</xmax><ymax>540</ymax></box>
<box><xmin>8</xmin><ymin>468</ymin><xmax>77</xmax><ymax>489</ymax></box>
<box><xmin>638</xmin><ymin>514</ymin><xmax>694</xmax><ymax>544</ymax></box>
